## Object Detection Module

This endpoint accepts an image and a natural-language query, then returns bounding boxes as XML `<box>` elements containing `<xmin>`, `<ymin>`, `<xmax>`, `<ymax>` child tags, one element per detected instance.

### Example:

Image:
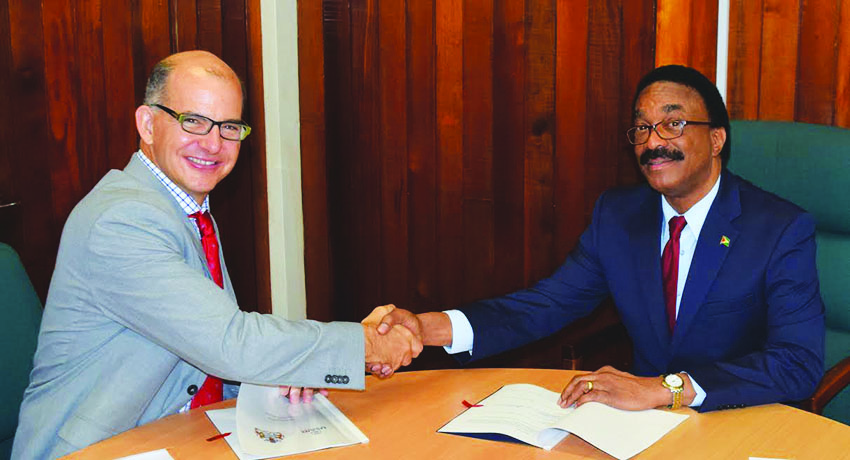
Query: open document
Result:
<box><xmin>206</xmin><ymin>383</ymin><xmax>368</xmax><ymax>460</ymax></box>
<box><xmin>438</xmin><ymin>383</ymin><xmax>688</xmax><ymax>460</ymax></box>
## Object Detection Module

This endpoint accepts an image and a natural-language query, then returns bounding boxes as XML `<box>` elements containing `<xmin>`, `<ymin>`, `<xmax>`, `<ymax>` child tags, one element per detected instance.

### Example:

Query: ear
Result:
<box><xmin>135</xmin><ymin>105</ymin><xmax>155</xmax><ymax>145</ymax></box>
<box><xmin>710</xmin><ymin>126</ymin><xmax>727</xmax><ymax>157</ymax></box>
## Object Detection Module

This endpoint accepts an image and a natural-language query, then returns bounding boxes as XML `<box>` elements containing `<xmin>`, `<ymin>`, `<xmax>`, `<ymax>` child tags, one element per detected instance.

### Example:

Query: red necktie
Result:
<box><xmin>189</xmin><ymin>211</ymin><xmax>223</xmax><ymax>408</ymax></box>
<box><xmin>662</xmin><ymin>216</ymin><xmax>687</xmax><ymax>333</ymax></box>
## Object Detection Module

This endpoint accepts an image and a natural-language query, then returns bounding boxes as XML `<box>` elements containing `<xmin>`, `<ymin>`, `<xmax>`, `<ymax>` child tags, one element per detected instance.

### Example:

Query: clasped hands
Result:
<box><xmin>361</xmin><ymin>305</ymin><xmax>423</xmax><ymax>377</ymax></box>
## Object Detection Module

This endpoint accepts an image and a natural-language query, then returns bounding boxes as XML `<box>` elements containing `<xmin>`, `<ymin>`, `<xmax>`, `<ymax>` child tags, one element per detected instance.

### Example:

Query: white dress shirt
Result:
<box><xmin>443</xmin><ymin>176</ymin><xmax>722</xmax><ymax>407</ymax></box>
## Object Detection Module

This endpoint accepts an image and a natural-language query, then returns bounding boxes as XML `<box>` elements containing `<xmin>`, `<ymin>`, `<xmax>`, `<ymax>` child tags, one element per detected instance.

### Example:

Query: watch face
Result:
<box><xmin>665</xmin><ymin>374</ymin><xmax>684</xmax><ymax>387</ymax></box>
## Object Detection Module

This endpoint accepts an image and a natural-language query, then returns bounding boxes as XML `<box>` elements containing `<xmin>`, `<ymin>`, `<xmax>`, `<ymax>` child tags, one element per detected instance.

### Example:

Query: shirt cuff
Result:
<box><xmin>686</xmin><ymin>372</ymin><xmax>706</xmax><ymax>407</ymax></box>
<box><xmin>442</xmin><ymin>309</ymin><xmax>474</xmax><ymax>355</ymax></box>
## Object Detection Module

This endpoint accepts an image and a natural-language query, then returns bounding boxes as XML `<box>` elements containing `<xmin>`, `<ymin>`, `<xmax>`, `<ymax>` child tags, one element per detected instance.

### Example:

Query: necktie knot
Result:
<box><xmin>669</xmin><ymin>216</ymin><xmax>687</xmax><ymax>240</ymax></box>
<box><xmin>190</xmin><ymin>211</ymin><xmax>215</xmax><ymax>238</ymax></box>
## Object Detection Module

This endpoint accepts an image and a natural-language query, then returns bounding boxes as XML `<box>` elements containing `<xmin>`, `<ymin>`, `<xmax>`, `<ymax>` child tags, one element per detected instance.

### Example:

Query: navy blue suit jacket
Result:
<box><xmin>460</xmin><ymin>170</ymin><xmax>825</xmax><ymax>412</ymax></box>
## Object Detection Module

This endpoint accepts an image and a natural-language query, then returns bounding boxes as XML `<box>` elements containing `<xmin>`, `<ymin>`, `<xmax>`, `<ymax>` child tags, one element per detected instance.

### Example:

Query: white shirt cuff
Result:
<box><xmin>686</xmin><ymin>373</ymin><xmax>707</xmax><ymax>407</ymax></box>
<box><xmin>442</xmin><ymin>309</ymin><xmax>474</xmax><ymax>355</ymax></box>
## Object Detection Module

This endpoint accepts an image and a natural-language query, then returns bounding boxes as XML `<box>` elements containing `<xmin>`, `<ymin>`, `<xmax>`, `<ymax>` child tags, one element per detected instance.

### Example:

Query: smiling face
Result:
<box><xmin>135</xmin><ymin>53</ymin><xmax>243</xmax><ymax>205</ymax></box>
<box><xmin>633</xmin><ymin>81</ymin><xmax>726</xmax><ymax>213</ymax></box>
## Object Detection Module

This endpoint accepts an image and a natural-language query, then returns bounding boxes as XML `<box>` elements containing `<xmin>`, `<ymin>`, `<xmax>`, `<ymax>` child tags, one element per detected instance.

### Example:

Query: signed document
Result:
<box><xmin>206</xmin><ymin>383</ymin><xmax>367</xmax><ymax>459</ymax></box>
<box><xmin>438</xmin><ymin>383</ymin><xmax>688</xmax><ymax>460</ymax></box>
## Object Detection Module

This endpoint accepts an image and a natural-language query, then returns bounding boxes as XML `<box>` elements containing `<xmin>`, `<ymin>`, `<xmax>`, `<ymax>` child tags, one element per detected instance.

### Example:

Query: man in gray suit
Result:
<box><xmin>12</xmin><ymin>50</ymin><xmax>421</xmax><ymax>459</ymax></box>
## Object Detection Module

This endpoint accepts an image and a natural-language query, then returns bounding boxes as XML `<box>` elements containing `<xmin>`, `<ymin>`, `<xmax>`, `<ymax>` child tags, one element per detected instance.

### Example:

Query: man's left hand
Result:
<box><xmin>558</xmin><ymin>366</ymin><xmax>677</xmax><ymax>410</ymax></box>
<box><xmin>279</xmin><ymin>386</ymin><xmax>329</xmax><ymax>404</ymax></box>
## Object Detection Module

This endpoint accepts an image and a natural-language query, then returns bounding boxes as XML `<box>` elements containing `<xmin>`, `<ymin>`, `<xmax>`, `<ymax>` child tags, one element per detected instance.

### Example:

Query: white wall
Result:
<box><xmin>260</xmin><ymin>0</ymin><xmax>307</xmax><ymax>320</ymax></box>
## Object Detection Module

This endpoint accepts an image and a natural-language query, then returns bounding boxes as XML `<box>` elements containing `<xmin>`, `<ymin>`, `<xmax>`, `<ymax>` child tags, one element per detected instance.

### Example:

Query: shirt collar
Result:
<box><xmin>661</xmin><ymin>174</ymin><xmax>721</xmax><ymax>239</ymax></box>
<box><xmin>136</xmin><ymin>150</ymin><xmax>210</xmax><ymax>215</ymax></box>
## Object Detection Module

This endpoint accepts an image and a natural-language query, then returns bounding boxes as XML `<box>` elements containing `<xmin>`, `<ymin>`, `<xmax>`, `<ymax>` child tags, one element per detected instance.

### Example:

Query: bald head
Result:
<box><xmin>143</xmin><ymin>50</ymin><xmax>242</xmax><ymax>108</ymax></box>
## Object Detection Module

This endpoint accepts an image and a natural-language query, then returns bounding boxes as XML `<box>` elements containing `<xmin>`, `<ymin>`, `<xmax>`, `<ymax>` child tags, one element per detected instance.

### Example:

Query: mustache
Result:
<box><xmin>639</xmin><ymin>147</ymin><xmax>685</xmax><ymax>166</ymax></box>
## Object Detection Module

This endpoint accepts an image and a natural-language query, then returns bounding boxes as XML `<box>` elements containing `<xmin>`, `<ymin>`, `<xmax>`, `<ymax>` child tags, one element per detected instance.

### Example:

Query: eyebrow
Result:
<box><xmin>633</xmin><ymin>103</ymin><xmax>685</xmax><ymax>119</ymax></box>
<box><xmin>184</xmin><ymin>111</ymin><xmax>247</xmax><ymax>124</ymax></box>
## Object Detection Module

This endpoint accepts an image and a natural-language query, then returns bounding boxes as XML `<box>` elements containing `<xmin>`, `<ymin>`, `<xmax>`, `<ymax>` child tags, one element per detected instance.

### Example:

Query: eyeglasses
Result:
<box><xmin>150</xmin><ymin>104</ymin><xmax>252</xmax><ymax>141</ymax></box>
<box><xmin>626</xmin><ymin>119</ymin><xmax>712</xmax><ymax>145</ymax></box>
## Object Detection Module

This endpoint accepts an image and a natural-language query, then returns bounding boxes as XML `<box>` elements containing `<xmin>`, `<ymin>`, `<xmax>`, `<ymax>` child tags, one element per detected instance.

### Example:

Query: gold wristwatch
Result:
<box><xmin>661</xmin><ymin>373</ymin><xmax>684</xmax><ymax>410</ymax></box>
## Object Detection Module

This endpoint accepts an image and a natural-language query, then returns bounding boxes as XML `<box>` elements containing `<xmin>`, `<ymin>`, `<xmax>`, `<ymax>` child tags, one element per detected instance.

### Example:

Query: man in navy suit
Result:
<box><xmin>373</xmin><ymin>65</ymin><xmax>825</xmax><ymax>412</ymax></box>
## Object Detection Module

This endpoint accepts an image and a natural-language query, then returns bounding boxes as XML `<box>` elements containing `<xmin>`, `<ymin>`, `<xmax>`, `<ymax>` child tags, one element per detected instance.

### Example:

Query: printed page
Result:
<box><xmin>230</xmin><ymin>383</ymin><xmax>368</xmax><ymax>458</ymax></box>
<box><xmin>438</xmin><ymin>383</ymin><xmax>569</xmax><ymax>450</ymax></box>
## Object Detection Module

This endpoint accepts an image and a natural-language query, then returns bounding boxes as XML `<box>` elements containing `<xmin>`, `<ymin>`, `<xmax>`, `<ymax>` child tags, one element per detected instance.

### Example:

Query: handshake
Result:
<box><xmin>360</xmin><ymin>305</ymin><xmax>431</xmax><ymax>377</ymax></box>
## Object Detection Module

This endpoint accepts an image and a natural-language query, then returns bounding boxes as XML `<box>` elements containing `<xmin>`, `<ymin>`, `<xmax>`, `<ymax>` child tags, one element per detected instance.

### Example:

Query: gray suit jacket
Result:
<box><xmin>13</xmin><ymin>155</ymin><xmax>365</xmax><ymax>459</ymax></box>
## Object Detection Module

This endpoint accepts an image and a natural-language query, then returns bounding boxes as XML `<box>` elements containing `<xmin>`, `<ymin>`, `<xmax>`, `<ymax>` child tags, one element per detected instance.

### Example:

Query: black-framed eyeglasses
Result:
<box><xmin>150</xmin><ymin>104</ymin><xmax>252</xmax><ymax>141</ymax></box>
<box><xmin>626</xmin><ymin>119</ymin><xmax>712</xmax><ymax>145</ymax></box>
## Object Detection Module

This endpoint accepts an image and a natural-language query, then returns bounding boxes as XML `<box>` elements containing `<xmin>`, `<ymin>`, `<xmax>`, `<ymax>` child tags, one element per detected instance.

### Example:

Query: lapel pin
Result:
<box><xmin>719</xmin><ymin>235</ymin><xmax>730</xmax><ymax>247</ymax></box>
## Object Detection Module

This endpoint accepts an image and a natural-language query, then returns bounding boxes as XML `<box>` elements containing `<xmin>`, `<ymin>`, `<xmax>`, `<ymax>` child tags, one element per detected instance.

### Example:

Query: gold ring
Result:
<box><xmin>584</xmin><ymin>381</ymin><xmax>594</xmax><ymax>393</ymax></box>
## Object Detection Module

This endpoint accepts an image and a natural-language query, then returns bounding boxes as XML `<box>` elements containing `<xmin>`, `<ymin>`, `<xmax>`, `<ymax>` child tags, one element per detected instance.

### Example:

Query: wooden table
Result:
<box><xmin>63</xmin><ymin>368</ymin><xmax>850</xmax><ymax>459</ymax></box>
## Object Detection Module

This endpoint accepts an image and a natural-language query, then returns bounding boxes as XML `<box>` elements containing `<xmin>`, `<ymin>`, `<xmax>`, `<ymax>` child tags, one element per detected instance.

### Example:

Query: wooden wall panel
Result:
<box><xmin>727</xmin><ymin>0</ymin><xmax>763</xmax><ymax>119</ymax></box>
<box><xmin>1</xmin><ymin>0</ymin><xmax>269</xmax><ymax>313</ymax></box>
<box><xmin>795</xmin><ymin>0</ymin><xmax>838</xmax><ymax>124</ymax></box>
<box><xmin>461</xmin><ymin>0</ymin><xmax>495</xmax><ymax>303</ymax></box>
<box><xmin>298</xmin><ymin>0</ymin><xmax>331</xmax><ymax>320</ymax></box>
<box><xmin>307</xmin><ymin>0</ymin><xmax>669</xmax><ymax>369</ymax></box>
<box><xmin>436</xmin><ymin>0</ymin><xmax>464</xmax><ymax>307</ymax></box>
<box><xmin>728</xmin><ymin>0</ymin><xmax>847</xmax><ymax>129</ymax></box>
<box><xmin>656</xmin><ymin>0</ymin><xmax>717</xmax><ymax>78</ymax></box>
<box><xmin>407</xmin><ymin>0</ymin><xmax>438</xmax><ymax>311</ymax></box>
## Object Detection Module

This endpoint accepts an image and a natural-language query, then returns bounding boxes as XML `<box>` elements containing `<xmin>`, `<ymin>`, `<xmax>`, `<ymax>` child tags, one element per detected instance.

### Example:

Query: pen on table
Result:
<box><xmin>206</xmin><ymin>432</ymin><xmax>231</xmax><ymax>442</ymax></box>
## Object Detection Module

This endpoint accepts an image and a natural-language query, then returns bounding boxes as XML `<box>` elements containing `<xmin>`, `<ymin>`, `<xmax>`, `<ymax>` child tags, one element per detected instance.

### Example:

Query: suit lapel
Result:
<box><xmin>672</xmin><ymin>171</ymin><xmax>741</xmax><ymax>348</ymax></box>
<box><xmin>627</xmin><ymin>191</ymin><xmax>672</xmax><ymax>348</ymax></box>
<box><xmin>124</xmin><ymin>154</ymin><xmax>211</xmax><ymax>276</ymax></box>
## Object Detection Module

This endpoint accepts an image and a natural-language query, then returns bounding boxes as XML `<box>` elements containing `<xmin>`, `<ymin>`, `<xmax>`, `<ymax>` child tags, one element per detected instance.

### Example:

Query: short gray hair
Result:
<box><xmin>143</xmin><ymin>59</ymin><xmax>174</xmax><ymax>106</ymax></box>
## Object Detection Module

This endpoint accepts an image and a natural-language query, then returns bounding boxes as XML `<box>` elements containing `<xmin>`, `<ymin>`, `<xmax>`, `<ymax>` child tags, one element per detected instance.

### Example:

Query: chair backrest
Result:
<box><xmin>0</xmin><ymin>243</ymin><xmax>42</xmax><ymax>458</ymax></box>
<box><xmin>727</xmin><ymin>120</ymin><xmax>850</xmax><ymax>334</ymax></box>
<box><xmin>727</xmin><ymin>120</ymin><xmax>850</xmax><ymax>424</ymax></box>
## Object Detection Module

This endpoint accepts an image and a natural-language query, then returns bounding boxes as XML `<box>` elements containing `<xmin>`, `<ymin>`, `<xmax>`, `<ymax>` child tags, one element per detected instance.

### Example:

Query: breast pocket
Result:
<box><xmin>699</xmin><ymin>293</ymin><xmax>756</xmax><ymax>317</ymax></box>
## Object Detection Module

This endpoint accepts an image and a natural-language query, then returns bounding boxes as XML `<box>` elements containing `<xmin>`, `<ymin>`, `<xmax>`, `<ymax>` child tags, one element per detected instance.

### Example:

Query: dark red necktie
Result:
<box><xmin>189</xmin><ymin>211</ymin><xmax>223</xmax><ymax>408</ymax></box>
<box><xmin>662</xmin><ymin>216</ymin><xmax>687</xmax><ymax>333</ymax></box>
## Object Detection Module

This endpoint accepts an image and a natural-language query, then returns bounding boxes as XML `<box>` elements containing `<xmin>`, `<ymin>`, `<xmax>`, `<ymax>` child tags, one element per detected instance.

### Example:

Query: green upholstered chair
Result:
<box><xmin>728</xmin><ymin>120</ymin><xmax>850</xmax><ymax>425</ymax></box>
<box><xmin>0</xmin><ymin>243</ymin><xmax>42</xmax><ymax>458</ymax></box>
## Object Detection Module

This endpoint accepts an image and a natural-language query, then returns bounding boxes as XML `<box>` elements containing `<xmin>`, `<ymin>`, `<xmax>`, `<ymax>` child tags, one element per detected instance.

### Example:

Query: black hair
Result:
<box><xmin>632</xmin><ymin>65</ymin><xmax>731</xmax><ymax>165</ymax></box>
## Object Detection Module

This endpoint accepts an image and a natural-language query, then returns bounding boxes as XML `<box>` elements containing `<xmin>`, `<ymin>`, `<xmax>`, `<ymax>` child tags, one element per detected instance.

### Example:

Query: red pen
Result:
<box><xmin>206</xmin><ymin>432</ymin><xmax>231</xmax><ymax>442</ymax></box>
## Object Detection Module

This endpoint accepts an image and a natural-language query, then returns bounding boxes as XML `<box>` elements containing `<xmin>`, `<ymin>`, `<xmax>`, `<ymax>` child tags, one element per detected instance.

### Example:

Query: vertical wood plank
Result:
<box><xmin>196</xmin><ymin>0</ymin><xmax>223</xmax><ymax>56</ymax></box>
<box><xmin>173</xmin><ymin>0</ymin><xmax>198</xmax><ymax>51</ymax></box>
<box><xmin>137</xmin><ymin>0</ymin><xmax>171</xmax><ymax>75</ymax></box>
<box><xmin>74</xmin><ymin>0</ymin><xmax>109</xmax><ymax>190</ymax></box>
<box><xmin>687</xmin><ymin>0</ymin><xmax>718</xmax><ymax>79</ymax></box>
<box><xmin>555</xmin><ymin>0</ymin><xmax>588</xmax><ymax>261</ymax></box>
<box><xmin>436</xmin><ymin>0</ymin><xmax>464</xmax><ymax>306</ymax></box>
<box><xmin>102</xmin><ymin>0</ymin><xmax>137</xmax><ymax>170</ymax></box>
<box><xmin>462</xmin><ymin>0</ymin><xmax>495</xmax><ymax>302</ymax></box>
<box><xmin>584</xmin><ymin>0</ymin><xmax>622</xmax><ymax>215</ymax></box>
<box><xmin>407</xmin><ymin>0</ymin><xmax>437</xmax><ymax>309</ymax></box>
<box><xmin>836</xmin><ymin>0</ymin><xmax>850</xmax><ymax>128</ymax></box>
<box><xmin>655</xmin><ymin>0</ymin><xmax>691</xmax><ymax>66</ymax></box>
<box><xmin>7</xmin><ymin>0</ymin><xmax>57</xmax><ymax>297</ymax></box>
<box><xmin>348</xmin><ymin>0</ymin><xmax>382</xmax><ymax>315</ymax></box>
<box><xmin>618</xmin><ymin>0</ymin><xmax>654</xmax><ymax>191</ymax></box>
<box><xmin>42</xmin><ymin>0</ymin><xmax>82</xmax><ymax>221</ymax></box>
<box><xmin>0</xmin><ymin>0</ymin><xmax>14</xmax><ymax>205</ymax></box>
<box><xmin>378</xmin><ymin>0</ymin><xmax>408</xmax><ymax>304</ymax></box>
<box><xmin>492</xmin><ymin>0</ymin><xmax>526</xmax><ymax>293</ymax></box>
<box><xmin>795</xmin><ymin>0</ymin><xmax>838</xmax><ymax>124</ymax></box>
<box><xmin>246</xmin><ymin>0</ymin><xmax>271</xmax><ymax>313</ymax></box>
<box><xmin>759</xmin><ymin>0</ymin><xmax>799</xmax><ymax>120</ymax></box>
<box><xmin>322</xmin><ymin>0</ymin><xmax>357</xmax><ymax>319</ymax></box>
<box><xmin>523</xmin><ymin>0</ymin><xmax>556</xmax><ymax>283</ymax></box>
<box><xmin>727</xmin><ymin>0</ymin><xmax>763</xmax><ymax>120</ymax></box>
<box><xmin>298</xmin><ymin>0</ymin><xmax>332</xmax><ymax>319</ymax></box>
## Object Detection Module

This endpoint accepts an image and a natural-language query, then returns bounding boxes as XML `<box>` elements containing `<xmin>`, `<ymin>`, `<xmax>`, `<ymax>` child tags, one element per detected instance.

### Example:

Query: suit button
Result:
<box><xmin>342</xmin><ymin>376</ymin><xmax>349</xmax><ymax>384</ymax></box>
<box><xmin>332</xmin><ymin>375</ymin><xmax>340</xmax><ymax>384</ymax></box>
<box><xmin>325</xmin><ymin>375</ymin><xmax>332</xmax><ymax>384</ymax></box>
<box><xmin>187</xmin><ymin>384</ymin><xmax>198</xmax><ymax>395</ymax></box>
